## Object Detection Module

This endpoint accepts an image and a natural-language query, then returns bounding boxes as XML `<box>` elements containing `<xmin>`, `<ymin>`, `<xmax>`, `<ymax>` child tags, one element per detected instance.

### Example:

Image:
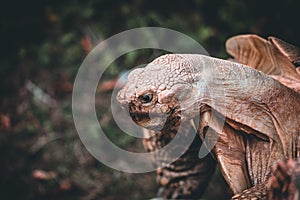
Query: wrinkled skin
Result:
<box><xmin>142</xmin><ymin>119</ymin><xmax>216</xmax><ymax>199</ymax></box>
<box><xmin>117</xmin><ymin>37</ymin><xmax>300</xmax><ymax>199</ymax></box>
<box><xmin>226</xmin><ymin>34</ymin><xmax>300</xmax><ymax>199</ymax></box>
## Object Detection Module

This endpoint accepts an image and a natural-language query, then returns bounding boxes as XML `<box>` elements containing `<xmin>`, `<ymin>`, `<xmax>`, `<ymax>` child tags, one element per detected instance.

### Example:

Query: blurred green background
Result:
<box><xmin>1</xmin><ymin>0</ymin><xmax>299</xmax><ymax>199</ymax></box>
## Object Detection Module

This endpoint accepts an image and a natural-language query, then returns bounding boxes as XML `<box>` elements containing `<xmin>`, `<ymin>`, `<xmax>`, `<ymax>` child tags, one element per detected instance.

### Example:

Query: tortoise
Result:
<box><xmin>117</xmin><ymin>34</ymin><xmax>300</xmax><ymax>199</ymax></box>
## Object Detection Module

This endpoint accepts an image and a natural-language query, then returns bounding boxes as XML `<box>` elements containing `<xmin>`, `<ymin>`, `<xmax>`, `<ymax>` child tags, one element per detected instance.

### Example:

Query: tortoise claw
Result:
<box><xmin>231</xmin><ymin>183</ymin><xmax>267</xmax><ymax>200</ymax></box>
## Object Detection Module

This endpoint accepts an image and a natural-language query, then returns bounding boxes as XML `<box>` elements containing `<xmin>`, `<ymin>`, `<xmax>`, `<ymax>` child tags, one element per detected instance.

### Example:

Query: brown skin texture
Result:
<box><xmin>226</xmin><ymin>34</ymin><xmax>300</xmax><ymax>199</ymax></box>
<box><xmin>117</xmin><ymin>53</ymin><xmax>300</xmax><ymax>199</ymax></box>
<box><xmin>142</xmin><ymin>120</ymin><xmax>216</xmax><ymax>199</ymax></box>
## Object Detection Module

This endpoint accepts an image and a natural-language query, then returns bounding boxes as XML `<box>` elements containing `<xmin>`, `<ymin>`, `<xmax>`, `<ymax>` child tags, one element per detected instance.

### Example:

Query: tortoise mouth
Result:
<box><xmin>129</xmin><ymin>112</ymin><xmax>151</xmax><ymax>125</ymax></box>
<box><xmin>128</xmin><ymin>107</ymin><xmax>176</xmax><ymax>130</ymax></box>
<box><xmin>129</xmin><ymin>112</ymin><xmax>165</xmax><ymax>130</ymax></box>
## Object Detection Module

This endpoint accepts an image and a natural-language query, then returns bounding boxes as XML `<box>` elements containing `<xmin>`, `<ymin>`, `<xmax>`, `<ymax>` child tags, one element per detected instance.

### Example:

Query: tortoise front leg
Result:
<box><xmin>143</xmin><ymin>119</ymin><xmax>216</xmax><ymax>199</ymax></box>
<box><xmin>154</xmin><ymin>136</ymin><xmax>216</xmax><ymax>199</ymax></box>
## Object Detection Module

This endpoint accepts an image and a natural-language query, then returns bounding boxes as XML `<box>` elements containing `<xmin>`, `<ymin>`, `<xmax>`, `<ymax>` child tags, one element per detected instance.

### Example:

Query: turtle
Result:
<box><xmin>117</xmin><ymin>35</ymin><xmax>300</xmax><ymax>199</ymax></box>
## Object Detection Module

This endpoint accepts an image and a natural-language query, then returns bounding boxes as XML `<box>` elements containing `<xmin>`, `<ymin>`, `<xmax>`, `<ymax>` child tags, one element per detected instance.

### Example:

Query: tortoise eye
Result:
<box><xmin>139</xmin><ymin>93</ymin><xmax>153</xmax><ymax>103</ymax></box>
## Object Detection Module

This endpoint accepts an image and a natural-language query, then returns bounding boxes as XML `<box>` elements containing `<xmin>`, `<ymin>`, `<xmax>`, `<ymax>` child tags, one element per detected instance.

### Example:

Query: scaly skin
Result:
<box><xmin>142</xmin><ymin>119</ymin><xmax>216</xmax><ymax>199</ymax></box>
<box><xmin>117</xmin><ymin>54</ymin><xmax>300</xmax><ymax>199</ymax></box>
<box><xmin>226</xmin><ymin>34</ymin><xmax>300</xmax><ymax>200</ymax></box>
